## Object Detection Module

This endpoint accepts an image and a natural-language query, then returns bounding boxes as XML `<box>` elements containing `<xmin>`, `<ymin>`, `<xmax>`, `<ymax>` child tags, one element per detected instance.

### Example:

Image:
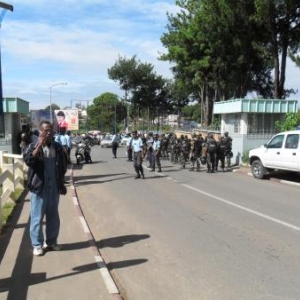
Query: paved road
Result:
<box><xmin>73</xmin><ymin>145</ymin><xmax>300</xmax><ymax>300</ymax></box>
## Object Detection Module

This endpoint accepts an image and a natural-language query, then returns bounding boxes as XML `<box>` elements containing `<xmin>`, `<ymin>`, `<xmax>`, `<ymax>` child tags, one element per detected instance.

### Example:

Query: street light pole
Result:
<box><xmin>0</xmin><ymin>2</ymin><xmax>13</xmax><ymax>137</ymax></box>
<box><xmin>114</xmin><ymin>102</ymin><xmax>117</xmax><ymax>133</ymax></box>
<box><xmin>49</xmin><ymin>82</ymin><xmax>67</xmax><ymax>123</ymax></box>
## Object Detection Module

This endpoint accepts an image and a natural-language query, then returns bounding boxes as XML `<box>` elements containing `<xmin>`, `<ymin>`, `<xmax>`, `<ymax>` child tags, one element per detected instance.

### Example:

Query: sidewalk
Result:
<box><xmin>0</xmin><ymin>167</ymin><xmax>122</xmax><ymax>300</ymax></box>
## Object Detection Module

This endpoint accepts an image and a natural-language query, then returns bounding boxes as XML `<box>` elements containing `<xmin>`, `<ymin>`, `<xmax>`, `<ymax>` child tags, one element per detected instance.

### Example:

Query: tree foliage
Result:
<box><xmin>160</xmin><ymin>0</ymin><xmax>300</xmax><ymax>125</ymax></box>
<box><xmin>87</xmin><ymin>93</ymin><xmax>126</xmax><ymax>133</ymax></box>
<box><xmin>182</xmin><ymin>104</ymin><xmax>202</xmax><ymax>122</ymax></box>
<box><xmin>254</xmin><ymin>0</ymin><xmax>300</xmax><ymax>99</ymax></box>
<box><xmin>289</xmin><ymin>44</ymin><xmax>300</xmax><ymax>68</ymax></box>
<box><xmin>45</xmin><ymin>103</ymin><xmax>60</xmax><ymax>111</ymax></box>
<box><xmin>108</xmin><ymin>55</ymin><xmax>172</xmax><ymax>125</ymax></box>
<box><xmin>275</xmin><ymin>112</ymin><xmax>300</xmax><ymax>131</ymax></box>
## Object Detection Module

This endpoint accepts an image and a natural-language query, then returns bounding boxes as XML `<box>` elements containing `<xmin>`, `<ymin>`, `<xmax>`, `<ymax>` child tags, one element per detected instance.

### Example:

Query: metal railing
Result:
<box><xmin>0</xmin><ymin>151</ymin><xmax>25</xmax><ymax>231</ymax></box>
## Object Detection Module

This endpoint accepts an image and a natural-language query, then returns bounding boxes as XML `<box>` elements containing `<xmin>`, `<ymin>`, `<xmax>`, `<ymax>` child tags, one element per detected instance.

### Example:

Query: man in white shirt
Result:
<box><xmin>126</xmin><ymin>134</ymin><xmax>133</xmax><ymax>161</ymax></box>
<box><xmin>111</xmin><ymin>133</ymin><xmax>119</xmax><ymax>158</ymax></box>
<box><xmin>151</xmin><ymin>134</ymin><xmax>162</xmax><ymax>172</ymax></box>
<box><xmin>131</xmin><ymin>130</ymin><xmax>145</xmax><ymax>179</ymax></box>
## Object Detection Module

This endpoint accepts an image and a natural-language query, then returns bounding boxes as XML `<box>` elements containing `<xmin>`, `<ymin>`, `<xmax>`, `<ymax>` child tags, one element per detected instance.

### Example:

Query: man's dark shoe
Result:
<box><xmin>135</xmin><ymin>175</ymin><xmax>141</xmax><ymax>179</ymax></box>
<box><xmin>141</xmin><ymin>174</ymin><xmax>145</xmax><ymax>179</ymax></box>
<box><xmin>158</xmin><ymin>168</ymin><xmax>162</xmax><ymax>172</ymax></box>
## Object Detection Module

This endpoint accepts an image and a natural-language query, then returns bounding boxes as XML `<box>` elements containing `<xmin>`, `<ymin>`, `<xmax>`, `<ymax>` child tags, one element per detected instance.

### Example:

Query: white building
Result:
<box><xmin>213</xmin><ymin>98</ymin><xmax>298</xmax><ymax>164</ymax></box>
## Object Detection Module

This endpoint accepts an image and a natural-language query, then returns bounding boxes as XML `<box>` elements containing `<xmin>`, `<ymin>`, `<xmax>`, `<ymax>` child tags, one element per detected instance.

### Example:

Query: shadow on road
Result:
<box><xmin>98</xmin><ymin>234</ymin><xmax>150</xmax><ymax>249</ymax></box>
<box><xmin>74</xmin><ymin>173</ymin><xmax>133</xmax><ymax>186</ymax></box>
<box><xmin>73</xmin><ymin>173</ymin><xmax>127</xmax><ymax>181</ymax></box>
<box><xmin>106</xmin><ymin>259</ymin><xmax>148</xmax><ymax>271</ymax></box>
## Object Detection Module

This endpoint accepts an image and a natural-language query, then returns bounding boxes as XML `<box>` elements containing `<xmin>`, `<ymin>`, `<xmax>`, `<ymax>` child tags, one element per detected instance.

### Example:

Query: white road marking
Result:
<box><xmin>94</xmin><ymin>255</ymin><xmax>119</xmax><ymax>294</ymax></box>
<box><xmin>182</xmin><ymin>183</ymin><xmax>300</xmax><ymax>233</ymax></box>
<box><xmin>72</xmin><ymin>197</ymin><xmax>79</xmax><ymax>205</ymax></box>
<box><xmin>79</xmin><ymin>216</ymin><xmax>90</xmax><ymax>233</ymax></box>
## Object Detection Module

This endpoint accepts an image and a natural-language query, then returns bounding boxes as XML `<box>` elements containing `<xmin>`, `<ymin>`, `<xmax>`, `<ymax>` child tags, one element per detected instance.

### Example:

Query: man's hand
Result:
<box><xmin>60</xmin><ymin>185</ymin><xmax>67</xmax><ymax>195</ymax></box>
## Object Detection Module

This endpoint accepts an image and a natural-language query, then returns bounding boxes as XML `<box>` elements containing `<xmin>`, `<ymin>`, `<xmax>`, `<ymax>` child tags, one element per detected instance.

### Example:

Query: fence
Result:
<box><xmin>0</xmin><ymin>151</ymin><xmax>26</xmax><ymax>232</ymax></box>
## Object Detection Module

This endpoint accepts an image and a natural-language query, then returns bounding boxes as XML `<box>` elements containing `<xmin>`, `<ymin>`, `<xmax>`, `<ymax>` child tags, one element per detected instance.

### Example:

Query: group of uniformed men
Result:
<box><xmin>125</xmin><ymin>130</ymin><xmax>233</xmax><ymax>177</ymax></box>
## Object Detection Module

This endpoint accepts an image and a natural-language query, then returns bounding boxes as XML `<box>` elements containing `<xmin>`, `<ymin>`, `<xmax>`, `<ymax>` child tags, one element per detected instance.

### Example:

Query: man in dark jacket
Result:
<box><xmin>23</xmin><ymin>121</ymin><xmax>67</xmax><ymax>256</ymax></box>
<box><xmin>206</xmin><ymin>133</ymin><xmax>217</xmax><ymax>173</ymax></box>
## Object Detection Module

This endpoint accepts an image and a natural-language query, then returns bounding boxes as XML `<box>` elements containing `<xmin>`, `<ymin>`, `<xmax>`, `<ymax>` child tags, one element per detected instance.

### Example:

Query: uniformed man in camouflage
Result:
<box><xmin>206</xmin><ymin>133</ymin><xmax>217</xmax><ymax>173</ymax></box>
<box><xmin>179</xmin><ymin>135</ymin><xmax>190</xmax><ymax>169</ymax></box>
<box><xmin>216</xmin><ymin>136</ymin><xmax>226</xmax><ymax>172</ymax></box>
<box><xmin>223</xmin><ymin>131</ymin><xmax>233</xmax><ymax>170</ymax></box>
<box><xmin>190</xmin><ymin>133</ymin><xmax>204</xmax><ymax>172</ymax></box>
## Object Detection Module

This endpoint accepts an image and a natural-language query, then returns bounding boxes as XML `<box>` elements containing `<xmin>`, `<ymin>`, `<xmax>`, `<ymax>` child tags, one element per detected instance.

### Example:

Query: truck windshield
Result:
<box><xmin>267</xmin><ymin>135</ymin><xmax>284</xmax><ymax>149</ymax></box>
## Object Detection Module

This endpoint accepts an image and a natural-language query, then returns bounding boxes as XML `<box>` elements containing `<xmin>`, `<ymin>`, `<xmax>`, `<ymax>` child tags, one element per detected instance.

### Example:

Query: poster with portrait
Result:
<box><xmin>30</xmin><ymin>110</ymin><xmax>51</xmax><ymax>130</ymax></box>
<box><xmin>54</xmin><ymin>109</ymin><xmax>79</xmax><ymax>131</ymax></box>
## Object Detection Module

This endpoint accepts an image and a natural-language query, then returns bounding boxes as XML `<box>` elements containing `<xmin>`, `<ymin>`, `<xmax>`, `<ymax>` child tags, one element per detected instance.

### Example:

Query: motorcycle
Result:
<box><xmin>74</xmin><ymin>139</ymin><xmax>92</xmax><ymax>165</ymax></box>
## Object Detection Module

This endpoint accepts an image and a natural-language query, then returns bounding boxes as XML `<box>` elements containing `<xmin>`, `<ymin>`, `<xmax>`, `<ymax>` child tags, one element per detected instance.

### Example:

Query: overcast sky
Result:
<box><xmin>1</xmin><ymin>0</ymin><xmax>299</xmax><ymax>110</ymax></box>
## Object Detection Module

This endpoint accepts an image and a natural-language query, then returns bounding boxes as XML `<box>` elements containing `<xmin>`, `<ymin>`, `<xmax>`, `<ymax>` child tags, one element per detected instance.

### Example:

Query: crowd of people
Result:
<box><xmin>121</xmin><ymin>130</ymin><xmax>233</xmax><ymax>178</ymax></box>
<box><xmin>19</xmin><ymin>120</ymin><xmax>233</xmax><ymax>256</ymax></box>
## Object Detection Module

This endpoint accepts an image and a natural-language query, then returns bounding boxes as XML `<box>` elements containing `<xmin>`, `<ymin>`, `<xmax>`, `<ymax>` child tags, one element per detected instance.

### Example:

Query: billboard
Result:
<box><xmin>54</xmin><ymin>109</ymin><xmax>79</xmax><ymax>131</ymax></box>
<box><xmin>30</xmin><ymin>110</ymin><xmax>51</xmax><ymax>130</ymax></box>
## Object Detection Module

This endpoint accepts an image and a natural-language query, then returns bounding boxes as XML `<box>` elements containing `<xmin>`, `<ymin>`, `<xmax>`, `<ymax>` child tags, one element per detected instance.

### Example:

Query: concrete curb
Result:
<box><xmin>68</xmin><ymin>166</ymin><xmax>124</xmax><ymax>300</ymax></box>
<box><xmin>233</xmin><ymin>168</ymin><xmax>300</xmax><ymax>188</ymax></box>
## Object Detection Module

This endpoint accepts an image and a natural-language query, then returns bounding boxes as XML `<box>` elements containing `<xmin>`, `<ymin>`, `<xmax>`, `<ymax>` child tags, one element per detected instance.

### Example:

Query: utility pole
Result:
<box><xmin>0</xmin><ymin>1</ymin><xmax>13</xmax><ymax>137</ymax></box>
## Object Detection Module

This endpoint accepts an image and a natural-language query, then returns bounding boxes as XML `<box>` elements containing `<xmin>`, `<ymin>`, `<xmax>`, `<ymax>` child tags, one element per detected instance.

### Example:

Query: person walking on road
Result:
<box><xmin>151</xmin><ymin>134</ymin><xmax>162</xmax><ymax>172</ymax></box>
<box><xmin>131</xmin><ymin>130</ymin><xmax>145</xmax><ymax>179</ymax></box>
<box><xmin>126</xmin><ymin>133</ymin><xmax>133</xmax><ymax>161</ymax></box>
<box><xmin>23</xmin><ymin>121</ymin><xmax>67</xmax><ymax>256</ymax></box>
<box><xmin>111</xmin><ymin>132</ymin><xmax>119</xmax><ymax>158</ymax></box>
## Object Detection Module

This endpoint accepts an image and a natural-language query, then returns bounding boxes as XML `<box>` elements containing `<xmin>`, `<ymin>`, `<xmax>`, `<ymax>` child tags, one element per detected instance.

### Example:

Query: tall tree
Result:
<box><xmin>108</xmin><ymin>55</ymin><xmax>171</xmax><ymax>126</ymax></box>
<box><xmin>289</xmin><ymin>42</ymin><xmax>300</xmax><ymax>68</ymax></box>
<box><xmin>87</xmin><ymin>93</ymin><xmax>126</xmax><ymax>132</ymax></box>
<box><xmin>254</xmin><ymin>0</ymin><xmax>300</xmax><ymax>98</ymax></box>
<box><xmin>160</xmin><ymin>0</ymin><xmax>273</xmax><ymax>124</ymax></box>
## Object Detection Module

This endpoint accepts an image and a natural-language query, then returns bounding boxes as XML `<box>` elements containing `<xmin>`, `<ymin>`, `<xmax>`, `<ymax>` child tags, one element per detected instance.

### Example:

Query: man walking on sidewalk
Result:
<box><xmin>23</xmin><ymin>121</ymin><xmax>67</xmax><ymax>256</ymax></box>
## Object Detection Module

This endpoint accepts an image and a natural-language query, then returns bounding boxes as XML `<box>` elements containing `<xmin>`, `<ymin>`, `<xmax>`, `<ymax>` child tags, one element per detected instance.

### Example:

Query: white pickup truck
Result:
<box><xmin>249</xmin><ymin>130</ymin><xmax>300</xmax><ymax>179</ymax></box>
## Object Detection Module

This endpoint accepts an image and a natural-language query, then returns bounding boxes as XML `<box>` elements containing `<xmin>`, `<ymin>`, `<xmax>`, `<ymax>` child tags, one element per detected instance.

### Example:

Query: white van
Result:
<box><xmin>249</xmin><ymin>130</ymin><xmax>300</xmax><ymax>179</ymax></box>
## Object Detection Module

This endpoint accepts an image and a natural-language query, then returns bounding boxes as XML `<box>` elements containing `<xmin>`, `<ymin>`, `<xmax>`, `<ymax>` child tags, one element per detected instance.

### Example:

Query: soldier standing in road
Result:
<box><xmin>190</xmin><ymin>133</ymin><xmax>204</xmax><ymax>172</ymax></box>
<box><xmin>223</xmin><ymin>131</ymin><xmax>233</xmax><ymax>170</ymax></box>
<box><xmin>206</xmin><ymin>133</ymin><xmax>217</xmax><ymax>173</ymax></box>
<box><xmin>216</xmin><ymin>136</ymin><xmax>226</xmax><ymax>172</ymax></box>
<box><xmin>131</xmin><ymin>131</ymin><xmax>145</xmax><ymax>179</ymax></box>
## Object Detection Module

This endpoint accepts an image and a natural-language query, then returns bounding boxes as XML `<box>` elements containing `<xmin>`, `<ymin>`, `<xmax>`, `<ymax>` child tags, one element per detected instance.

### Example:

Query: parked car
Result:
<box><xmin>120</xmin><ymin>134</ymin><xmax>131</xmax><ymax>146</ymax></box>
<box><xmin>249</xmin><ymin>130</ymin><xmax>300</xmax><ymax>179</ymax></box>
<box><xmin>100</xmin><ymin>135</ymin><xmax>114</xmax><ymax>148</ymax></box>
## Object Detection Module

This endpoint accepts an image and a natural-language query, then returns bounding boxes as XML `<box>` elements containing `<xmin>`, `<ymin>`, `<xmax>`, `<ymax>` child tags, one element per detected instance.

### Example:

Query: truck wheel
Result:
<box><xmin>252</xmin><ymin>160</ymin><xmax>266</xmax><ymax>179</ymax></box>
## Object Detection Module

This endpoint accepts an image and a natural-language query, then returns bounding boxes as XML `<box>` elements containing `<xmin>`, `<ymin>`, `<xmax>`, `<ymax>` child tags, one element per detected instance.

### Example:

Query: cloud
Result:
<box><xmin>1</xmin><ymin>1</ymin><xmax>178</xmax><ymax>109</ymax></box>
<box><xmin>2</xmin><ymin>1</ymin><xmax>299</xmax><ymax>110</ymax></box>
